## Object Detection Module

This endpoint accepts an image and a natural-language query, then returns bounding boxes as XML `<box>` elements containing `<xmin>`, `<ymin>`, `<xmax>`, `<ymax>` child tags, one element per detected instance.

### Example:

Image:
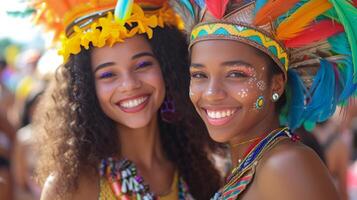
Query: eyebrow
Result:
<box><xmin>221</xmin><ymin>60</ymin><xmax>253</xmax><ymax>68</ymax></box>
<box><xmin>93</xmin><ymin>51</ymin><xmax>155</xmax><ymax>73</ymax></box>
<box><xmin>132</xmin><ymin>52</ymin><xmax>155</xmax><ymax>60</ymax></box>
<box><xmin>190</xmin><ymin>63</ymin><xmax>204</xmax><ymax>68</ymax></box>
<box><xmin>190</xmin><ymin>60</ymin><xmax>254</xmax><ymax>69</ymax></box>
<box><xmin>94</xmin><ymin>62</ymin><xmax>115</xmax><ymax>73</ymax></box>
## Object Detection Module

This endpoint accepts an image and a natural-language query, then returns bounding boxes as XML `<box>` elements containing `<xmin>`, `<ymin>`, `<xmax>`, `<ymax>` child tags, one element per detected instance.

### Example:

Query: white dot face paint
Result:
<box><xmin>257</xmin><ymin>80</ymin><xmax>266</xmax><ymax>91</ymax></box>
<box><xmin>238</xmin><ymin>88</ymin><xmax>249</xmax><ymax>98</ymax></box>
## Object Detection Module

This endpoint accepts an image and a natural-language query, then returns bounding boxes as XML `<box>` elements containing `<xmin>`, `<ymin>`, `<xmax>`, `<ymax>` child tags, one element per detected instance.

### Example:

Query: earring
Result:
<box><xmin>160</xmin><ymin>92</ymin><xmax>178</xmax><ymax>123</ymax></box>
<box><xmin>272</xmin><ymin>92</ymin><xmax>280</xmax><ymax>102</ymax></box>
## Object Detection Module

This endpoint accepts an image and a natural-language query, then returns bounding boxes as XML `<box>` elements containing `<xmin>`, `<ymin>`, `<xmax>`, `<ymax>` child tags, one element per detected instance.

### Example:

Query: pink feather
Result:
<box><xmin>284</xmin><ymin>20</ymin><xmax>344</xmax><ymax>48</ymax></box>
<box><xmin>206</xmin><ymin>0</ymin><xmax>229</xmax><ymax>19</ymax></box>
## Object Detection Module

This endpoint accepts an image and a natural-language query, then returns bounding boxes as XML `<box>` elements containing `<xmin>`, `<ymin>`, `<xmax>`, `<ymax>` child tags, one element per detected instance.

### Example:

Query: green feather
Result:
<box><xmin>7</xmin><ymin>8</ymin><xmax>35</xmax><ymax>18</ymax></box>
<box><xmin>328</xmin><ymin>0</ymin><xmax>357</xmax><ymax>82</ymax></box>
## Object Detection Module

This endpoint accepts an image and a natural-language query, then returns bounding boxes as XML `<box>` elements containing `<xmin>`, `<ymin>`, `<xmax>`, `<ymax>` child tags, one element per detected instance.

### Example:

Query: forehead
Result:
<box><xmin>91</xmin><ymin>35</ymin><xmax>152</xmax><ymax>64</ymax></box>
<box><xmin>190</xmin><ymin>40</ymin><xmax>267</xmax><ymax>66</ymax></box>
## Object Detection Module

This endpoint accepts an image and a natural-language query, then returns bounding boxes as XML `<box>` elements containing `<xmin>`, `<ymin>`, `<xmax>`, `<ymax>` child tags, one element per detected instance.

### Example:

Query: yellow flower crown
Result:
<box><xmin>59</xmin><ymin>2</ymin><xmax>178</xmax><ymax>62</ymax></box>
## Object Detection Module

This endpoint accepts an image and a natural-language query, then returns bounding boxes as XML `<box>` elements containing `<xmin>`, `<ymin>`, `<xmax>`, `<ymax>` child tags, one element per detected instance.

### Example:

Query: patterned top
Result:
<box><xmin>98</xmin><ymin>158</ymin><xmax>194</xmax><ymax>200</ymax></box>
<box><xmin>211</xmin><ymin>128</ymin><xmax>293</xmax><ymax>200</ymax></box>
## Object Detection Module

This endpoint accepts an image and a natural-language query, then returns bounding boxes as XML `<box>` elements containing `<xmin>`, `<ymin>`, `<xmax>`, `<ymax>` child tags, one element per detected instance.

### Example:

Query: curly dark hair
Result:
<box><xmin>34</xmin><ymin>26</ymin><xmax>222</xmax><ymax>199</ymax></box>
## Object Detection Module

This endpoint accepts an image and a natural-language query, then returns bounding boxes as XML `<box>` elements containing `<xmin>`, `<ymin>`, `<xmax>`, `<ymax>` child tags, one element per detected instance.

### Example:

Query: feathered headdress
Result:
<box><xmin>171</xmin><ymin>0</ymin><xmax>357</xmax><ymax>131</ymax></box>
<box><xmin>26</xmin><ymin>0</ymin><xmax>179</xmax><ymax>62</ymax></box>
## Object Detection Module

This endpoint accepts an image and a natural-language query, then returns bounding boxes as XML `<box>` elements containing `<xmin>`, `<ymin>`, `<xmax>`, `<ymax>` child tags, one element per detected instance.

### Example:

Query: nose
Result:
<box><xmin>203</xmin><ymin>78</ymin><xmax>226</xmax><ymax>102</ymax></box>
<box><xmin>118</xmin><ymin>72</ymin><xmax>142</xmax><ymax>92</ymax></box>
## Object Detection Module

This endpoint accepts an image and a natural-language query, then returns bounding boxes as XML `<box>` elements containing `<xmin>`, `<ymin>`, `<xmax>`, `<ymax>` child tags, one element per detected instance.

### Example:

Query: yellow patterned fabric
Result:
<box><xmin>190</xmin><ymin>22</ymin><xmax>289</xmax><ymax>71</ymax></box>
<box><xmin>99</xmin><ymin>178</ymin><xmax>117</xmax><ymax>199</ymax></box>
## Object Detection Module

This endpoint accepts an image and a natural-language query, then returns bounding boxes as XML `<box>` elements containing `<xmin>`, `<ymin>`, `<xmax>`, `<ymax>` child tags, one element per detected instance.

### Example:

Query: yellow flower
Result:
<box><xmin>57</xmin><ymin>2</ymin><xmax>178</xmax><ymax>62</ymax></box>
<box><xmin>81</xmin><ymin>23</ymin><xmax>100</xmax><ymax>49</ymax></box>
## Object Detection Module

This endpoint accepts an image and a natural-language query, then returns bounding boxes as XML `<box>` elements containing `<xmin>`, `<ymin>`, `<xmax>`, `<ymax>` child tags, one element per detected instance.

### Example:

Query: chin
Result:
<box><xmin>207</xmin><ymin>130</ymin><xmax>232</xmax><ymax>143</ymax></box>
<box><xmin>116</xmin><ymin>116</ymin><xmax>153</xmax><ymax>129</ymax></box>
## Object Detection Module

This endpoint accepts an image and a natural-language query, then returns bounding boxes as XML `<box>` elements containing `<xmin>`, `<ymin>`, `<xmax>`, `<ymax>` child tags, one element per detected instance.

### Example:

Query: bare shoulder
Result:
<box><xmin>255</xmin><ymin>139</ymin><xmax>339</xmax><ymax>200</ymax></box>
<box><xmin>41</xmin><ymin>170</ymin><xmax>100</xmax><ymax>200</ymax></box>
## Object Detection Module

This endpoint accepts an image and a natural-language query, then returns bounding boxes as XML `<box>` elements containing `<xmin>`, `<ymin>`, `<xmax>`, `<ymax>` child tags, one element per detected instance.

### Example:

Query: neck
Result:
<box><xmin>229</xmin><ymin>114</ymin><xmax>281</xmax><ymax>167</ymax></box>
<box><xmin>117</xmin><ymin>116</ymin><xmax>165</xmax><ymax>170</ymax></box>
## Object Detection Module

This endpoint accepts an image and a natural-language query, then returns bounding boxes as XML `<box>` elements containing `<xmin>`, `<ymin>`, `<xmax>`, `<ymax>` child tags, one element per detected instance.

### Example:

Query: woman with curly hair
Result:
<box><xmin>32</xmin><ymin>0</ymin><xmax>221</xmax><ymax>199</ymax></box>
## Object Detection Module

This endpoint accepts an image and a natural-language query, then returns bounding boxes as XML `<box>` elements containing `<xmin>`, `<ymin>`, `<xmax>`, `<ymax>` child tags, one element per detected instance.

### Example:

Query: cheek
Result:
<box><xmin>95</xmin><ymin>81</ymin><xmax>117</xmax><ymax>103</ymax></box>
<box><xmin>189</xmin><ymin>81</ymin><xmax>203</xmax><ymax>105</ymax></box>
<box><xmin>228</xmin><ymin>82</ymin><xmax>264</xmax><ymax>110</ymax></box>
<box><xmin>140</xmin><ymin>68</ymin><xmax>165</xmax><ymax>100</ymax></box>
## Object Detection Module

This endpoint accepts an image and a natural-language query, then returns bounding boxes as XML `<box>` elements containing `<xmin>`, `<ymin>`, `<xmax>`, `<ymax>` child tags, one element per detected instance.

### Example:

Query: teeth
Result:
<box><xmin>207</xmin><ymin>109</ymin><xmax>236</xmax><ymax>119</ymax></box>
<box><xmin>120</xmin><ymin>96</ymin><xmax>148</xmax><ymax>108</ymax></box>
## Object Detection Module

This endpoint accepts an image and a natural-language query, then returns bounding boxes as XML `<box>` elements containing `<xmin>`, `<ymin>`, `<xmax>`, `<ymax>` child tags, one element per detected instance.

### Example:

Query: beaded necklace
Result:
<box><xmin>211</xmin><ymin>127</ymin><xmax>295</xmax><ymax>200</ymax></box>
<box><xmin>99</xmin><ymin>157</ymin><xmax>191</xmax><ymax>200</ymax></box>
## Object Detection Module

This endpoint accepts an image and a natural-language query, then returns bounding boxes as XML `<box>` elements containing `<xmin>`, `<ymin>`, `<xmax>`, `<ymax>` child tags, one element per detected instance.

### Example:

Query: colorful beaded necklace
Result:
<box><xmin>99</xmin><ymin>157</ymin><xmax>191</xmax><ymax>200</ymax></box>
<box><xmin>211</xmin><ymin>127</ymin><xmax>297</xmax><ymax>200</ymax></box>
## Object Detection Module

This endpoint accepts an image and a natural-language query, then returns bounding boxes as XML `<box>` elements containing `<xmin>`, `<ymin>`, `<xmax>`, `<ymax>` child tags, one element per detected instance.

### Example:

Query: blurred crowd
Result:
<box><xmin>0</xmin><ymin>48</ymin><xmax>50</xmax><ymax>200</ymax></box>
<box><xmin>2</xmin><ymin>48</ymin><xmax>357</xmax><ymax>200</ymax></box>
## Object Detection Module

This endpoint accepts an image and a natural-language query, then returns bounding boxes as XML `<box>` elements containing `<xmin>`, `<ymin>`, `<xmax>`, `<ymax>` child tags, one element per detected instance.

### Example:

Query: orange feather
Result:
<box><xmin>254</xmin><ymin>0</ymin><xmax>300</xmax><ymax>26</ymax></box>
<box><xmin>276</xmin><ymin>0</ymin><xmax>333</xmax><ymax>40</ymax></box>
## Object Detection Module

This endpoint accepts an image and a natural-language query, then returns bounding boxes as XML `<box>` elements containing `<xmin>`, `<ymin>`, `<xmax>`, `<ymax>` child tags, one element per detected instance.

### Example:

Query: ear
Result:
<box><xmin>270</xmin><ymin>73</ymin><xmax>285</xmax><ymax>100</ymax></box>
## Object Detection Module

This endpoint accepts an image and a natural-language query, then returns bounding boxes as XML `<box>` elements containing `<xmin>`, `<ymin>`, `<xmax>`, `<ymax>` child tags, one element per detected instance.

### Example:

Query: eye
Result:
<box><xmin>136</xmin><ymin>61</ymin><xmax>153</xmax><ymax>70</ymax></box>
<box><xmin>190</xmin><ymin>72</ymin><xmax>207</xmax><ymax>79</ymax></box>
<box><xmin>99</xmin><ymin>71</ymin><xmax>114</xmax><ymax>79</ymax></box>
<box><xmin>227</xmin><ymin>71</ymin><xmax>249</xmax><ymax>78</ymax></box>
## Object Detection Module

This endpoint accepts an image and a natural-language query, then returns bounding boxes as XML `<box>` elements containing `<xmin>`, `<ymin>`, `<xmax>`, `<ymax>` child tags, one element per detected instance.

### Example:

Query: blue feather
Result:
<box><xmin>193</xmin><ymin>0</ymin><xmax>205</xmax><ymax>9</ymax></box>
<box><xmin>180</xmin><ymin>0</ymin><xmax>195</xmax><ymax>17</ymax></box>
<box><xmin>328</xmin><ymin>33</ymin><xmax>357</xmax><ymax>101</ymax></box>
<box><xmin>254</xmin><ymin>0</ymin><xmax>268</xmax><ymax>15</ymax></box>
<box><xmin>285</xmin><ymin>69</ymin><xmax>306</xmax><ymax>130</ymax></box>
<box><xmin>303</xmin><ymin>59</ymin><xmax>336</xmax><ymax>124</ymax></box>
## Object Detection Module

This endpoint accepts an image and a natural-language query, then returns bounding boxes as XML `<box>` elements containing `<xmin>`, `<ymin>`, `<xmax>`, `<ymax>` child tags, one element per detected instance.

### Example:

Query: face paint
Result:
<box><xmin>257</xmin><ymin>80</ymin><xmax>266</xmax><ymax>91</ymax></box>
<box><xmin>238</xmin><ymin>88</ymin><xmax>249</xmax><ymax>98</ymax></box>
<box><xmin>254</xmin><ymin>96</ymin><xmax>265</xmax><ymax>110</ymax></box>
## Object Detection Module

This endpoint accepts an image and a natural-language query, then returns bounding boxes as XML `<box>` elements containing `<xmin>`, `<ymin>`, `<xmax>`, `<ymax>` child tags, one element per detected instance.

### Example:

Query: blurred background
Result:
<box><xmin>1</xmin><ymin>1</ymin><xmax>357</xmax><ymax>200</ymax></box>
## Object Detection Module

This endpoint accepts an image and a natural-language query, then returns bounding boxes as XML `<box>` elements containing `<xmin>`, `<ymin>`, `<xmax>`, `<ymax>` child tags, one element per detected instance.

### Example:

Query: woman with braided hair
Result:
<box><xmin>31</xmin><ymin>0</ymin><xmax>221</xmax><ymax>199</ymax></box>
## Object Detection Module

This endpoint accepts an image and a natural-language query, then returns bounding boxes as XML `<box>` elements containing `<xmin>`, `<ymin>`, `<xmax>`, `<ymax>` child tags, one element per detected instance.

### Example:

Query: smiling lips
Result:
<box><xmin>204</xmin><ymin>108</ymin><xmax>237</xmax><ymax>126</ymax></box>
<box><xmin>117</xmin><ymin>95</ymin><xmax>150</xmax><ymax>113</ymax></box>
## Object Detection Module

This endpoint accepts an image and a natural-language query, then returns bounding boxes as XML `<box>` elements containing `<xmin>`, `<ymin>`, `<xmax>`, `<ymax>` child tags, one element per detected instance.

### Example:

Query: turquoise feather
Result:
<box><xmin>303</xmin><ymin>59</ymin><xmax>336</xmax><ymax>124</ymax></box>
<box><xmin>194</xmin><ymin>0</ymin><xmax>205</xmax><ymax>9</ymax></box>
<box><xmin>181</xmin><ymin>0</ymin><xmax>195</xmax><ymax>17</ymax></box>
<box><xmin>254</xmin><ymin>0</ymin><xmax>268</xmax><ymax>14</ymax></box>
<box><xmin>114</xmin><ymin>0</ymin><xmax>133</xmax><ymax>25</ymax></box>
<box><xmin>328</xmin><ymin>0</ymin><xmax>357</xmax><ymax>83</ymax></box>
<box><xmin>285</xmin><ymin>69</ymin><xmax>306</xmax><ymax>130</ymax></box>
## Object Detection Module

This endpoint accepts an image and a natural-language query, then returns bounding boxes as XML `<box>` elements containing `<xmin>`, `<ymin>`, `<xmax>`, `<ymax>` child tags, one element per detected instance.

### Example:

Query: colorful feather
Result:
<box><xmin>276</xmin><ymin>0</ymin><xmax>333</xmax><ymax>40</ymax></box>
<box><xmin>169</xmin><ymin>0</ymin><xmax>199</xmax><ymax>33</ymax></box>
<box><xmin>254</xmin><ymin>0</ymin><xmax>268</xmax><ymax>14</ymax></box>
<box><xmin>180</xmin><ymin>0</ymin><xmax>195</xmax><ymax>17</ymax></box>
<box><xmin>114</xmin><ymin>0</ymin><xmax>133</xmax><ymax>25</ymax></box>
<box><xmin>285</xmin><ymin>69</ymin><xmax>306</xmax><ymax>130</ymax></box>
<box><xmin>254</xmin><ymin>0</ymin><xmax>300</xmax><ymax>26</ymax></box>
<box><xmin>328</xmin><ymin>0</ymin><xmax>357</xmax><ymax>83</ymax></box>
<box><xmin>193</xmin><ymin>0</ymin><xmax>205</xmax><ymax>9</ymax></box>
<box><xmin>205</xmin><ymin>0</ymin><xmax>229</xmax><ymax>19</ymax></box>
<box><xmin>328</xmin><ymin>33</ymin><xmax>357</xmax><ymax>101</ymax></box>
<box><xmin>303</xmin><ymin>59</ymin><xmax>336</xmax><ymax>124</ymax></box>
<box><xmin>284</xmin><ymin>20</ymin><xmax>344</xmax><ymax>48</ymax></box>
